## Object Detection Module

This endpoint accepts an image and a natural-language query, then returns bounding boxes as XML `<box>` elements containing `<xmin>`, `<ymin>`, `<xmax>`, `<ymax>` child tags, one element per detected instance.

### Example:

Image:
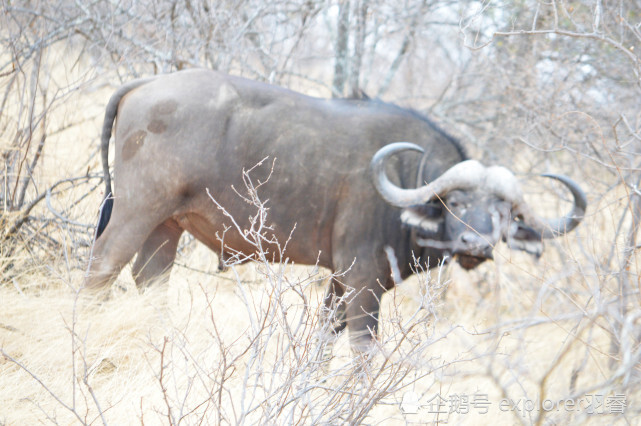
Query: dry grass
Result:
<box><xmin>1</xmin><ymin>208</ymin><xmax>638</xmax><ymax>425</ymax></box>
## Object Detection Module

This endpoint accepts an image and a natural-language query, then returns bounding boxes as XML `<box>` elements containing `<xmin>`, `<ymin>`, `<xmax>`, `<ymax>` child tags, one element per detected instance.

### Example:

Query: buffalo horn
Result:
<box><xmin>515</xmin><ymin>173</ymin><xmax>587</xmax><ymax>238</ymax></box>
<box><xmin>370</xmin><ymin>142</ymin><xmax>485</xmax><ymax>207</ymax></box>
<box><xmin>371</xmin><ymin>143</ymin><xmax>587</xmax><ymax>238</ymax></box>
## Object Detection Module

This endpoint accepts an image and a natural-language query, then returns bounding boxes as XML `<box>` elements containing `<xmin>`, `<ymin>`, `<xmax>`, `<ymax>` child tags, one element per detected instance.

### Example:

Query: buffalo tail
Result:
<box><xmin>96</xmin><ymin>76</ymin><xmax>157</xmax><ymax>238</ymax></box>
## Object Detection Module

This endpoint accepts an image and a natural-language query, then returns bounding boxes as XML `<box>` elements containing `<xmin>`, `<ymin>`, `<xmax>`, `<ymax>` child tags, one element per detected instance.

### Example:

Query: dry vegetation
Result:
<box><xmin>1</xmin><ymin>0</ymin><xmax>640</xmax><ymax>424</ymax></box>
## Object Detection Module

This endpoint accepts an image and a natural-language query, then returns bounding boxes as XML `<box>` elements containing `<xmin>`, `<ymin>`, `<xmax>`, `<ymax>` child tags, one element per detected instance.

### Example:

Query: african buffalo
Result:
<box><xmin>86</xmin><ymin>69</ymin><xmax>586</xmax><ymax>351</ymax></box>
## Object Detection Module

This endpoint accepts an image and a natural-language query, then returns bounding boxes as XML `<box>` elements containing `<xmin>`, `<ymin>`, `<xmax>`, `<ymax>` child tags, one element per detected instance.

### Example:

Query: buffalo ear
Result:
<box><xmin>400</xmin><ymin>203</ymin><xmax>443</xmax><ymax>236</ymax></box>
<box><xmin>505</xmin><ymin>221</ymin><xmax>543</xmax><ymax>257</ymax></box>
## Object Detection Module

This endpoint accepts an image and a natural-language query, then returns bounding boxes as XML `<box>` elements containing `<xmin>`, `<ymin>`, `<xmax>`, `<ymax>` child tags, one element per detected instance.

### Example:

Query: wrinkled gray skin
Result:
<box><xmin>87</xmin><ymin>69</ymin><xmax>587</xmax><ymax>351</ymax></box>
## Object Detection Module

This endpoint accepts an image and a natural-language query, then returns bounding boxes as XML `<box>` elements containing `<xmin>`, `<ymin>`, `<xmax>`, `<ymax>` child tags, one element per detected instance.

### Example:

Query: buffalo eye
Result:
<box><xmin>446</xmin><ymin>198</ymin><xmax>467</xmax><ymax>211</ymax></box>
<box><xmin>444</xmin><ymin>190</ymin><xmax>467</xmax><ymax>210</ymax></box>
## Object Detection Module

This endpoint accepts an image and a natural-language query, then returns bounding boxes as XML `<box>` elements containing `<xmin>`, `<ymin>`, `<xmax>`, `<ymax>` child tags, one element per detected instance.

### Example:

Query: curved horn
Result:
<box><xmin>515</xmin><ymin>173</ymin><xmax>587</xmax><ymax>238</ymax></box>
<box><xmin>370</xmin><ymin>142</ymin><xmax>426</xmax><ymax>207</ymax></box>
<box><xmin>371</xmin><ymin>142</ymin><xmax>488</xmax><ymax>207</ymax></box>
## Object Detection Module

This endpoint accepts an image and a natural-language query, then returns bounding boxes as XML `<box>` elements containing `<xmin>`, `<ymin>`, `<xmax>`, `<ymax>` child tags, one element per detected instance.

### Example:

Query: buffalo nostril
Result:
<box><xmin>457</xmin><ymin>232</ymin><xmax>495</xmax><ymax>261</ymax></box>
<box><xmin>460</xmin><ymin>232</ymin><xmax>492</xmax><ymax>250</ymax></box>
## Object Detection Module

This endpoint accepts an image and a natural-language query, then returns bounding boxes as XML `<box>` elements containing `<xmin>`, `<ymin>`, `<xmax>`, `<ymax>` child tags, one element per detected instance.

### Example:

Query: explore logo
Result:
<box><xmin>400</xmin><ymin>392</ymin><xmax>627</xmax><ymax>416</ymax></box>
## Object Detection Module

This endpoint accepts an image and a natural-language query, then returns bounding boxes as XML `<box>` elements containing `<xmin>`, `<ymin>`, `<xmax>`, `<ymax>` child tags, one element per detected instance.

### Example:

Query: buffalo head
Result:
<box><xmin>371</xmin><ymin>142</ymin><xmax>587</xmax><ymax>269</ymax></box>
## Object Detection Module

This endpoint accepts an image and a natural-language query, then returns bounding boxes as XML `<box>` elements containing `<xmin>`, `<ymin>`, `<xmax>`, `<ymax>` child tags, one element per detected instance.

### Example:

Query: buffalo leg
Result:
<box><xmin>132</xmin><ymin>219</ymin><xmax>183</xmax><ymax>287</ymax></box>
<box><xmin>319</xmin><ymin>278</ymin><xmax>347</xmax><ymax>365</ymax></box>
<box><xmin>345</xmin><ymin>282</ymin><xmax>386</xmax><ymax>353</ymax></box>
<box><xmin>331</xmin><ymin>239</ymin><xmax>390</xmax><ymax>352</ymax></box>
<box><xmin>323</xmin><ymin>278</ymin><xmax>347</xmax><ymax>334</ymax></box>
<box><xmin>86</xmin><ymin>220</ymin><xmax>156</xmax><ymax>289</ymax></box>
<box><xmin>86</xmin><ymin>197</ymin><xmax>175</xmax><ymax>289</ymax></box>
